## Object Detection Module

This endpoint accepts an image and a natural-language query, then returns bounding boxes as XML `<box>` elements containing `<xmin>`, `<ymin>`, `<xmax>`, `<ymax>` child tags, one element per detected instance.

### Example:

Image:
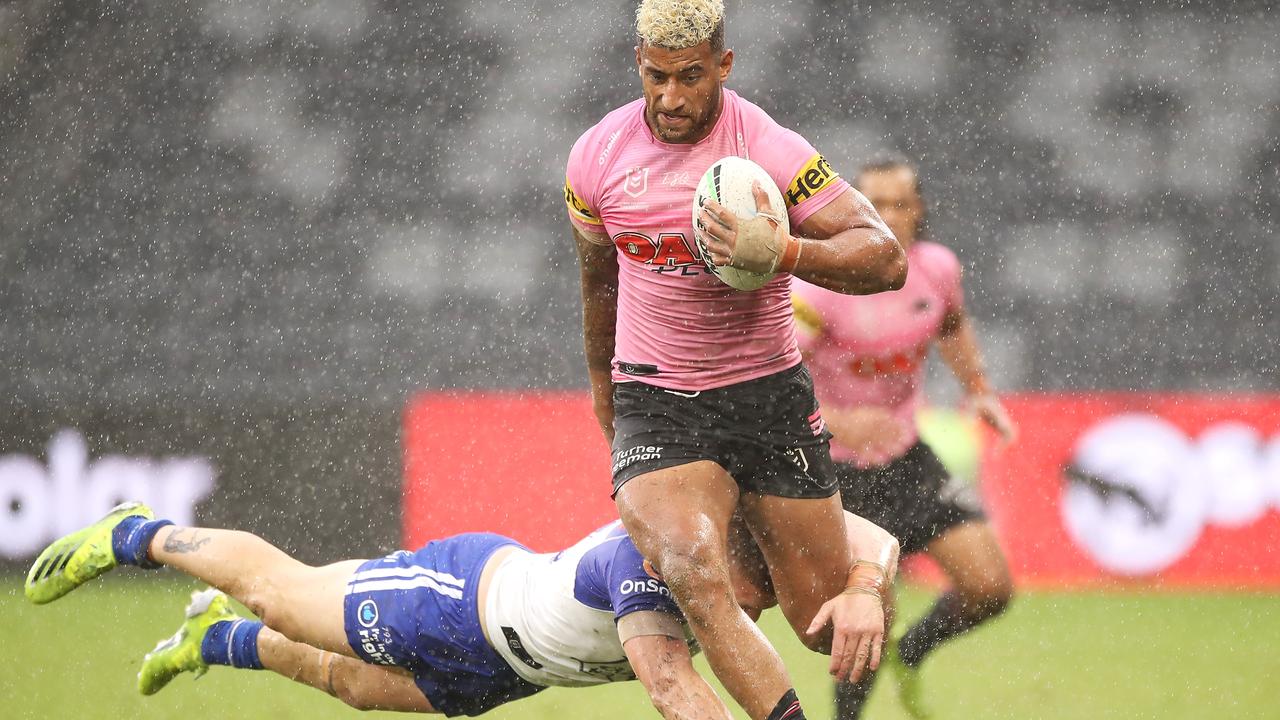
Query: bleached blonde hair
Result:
<box><xmin>636</xmin><ymin>0</ymin><xmax>725</xmax><ymax>51</ymax></box>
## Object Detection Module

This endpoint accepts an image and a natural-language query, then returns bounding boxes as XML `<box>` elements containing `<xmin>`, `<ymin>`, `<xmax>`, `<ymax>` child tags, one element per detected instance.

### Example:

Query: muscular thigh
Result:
<box><xmin>739</xmin><ymin>491</ymin><xmax>852</xmax><ymax>642</ymax></box>
<box><xmin>614</xmin><ymin>460</ymin><xmax>739</xmax><ymax>583</ymax></box>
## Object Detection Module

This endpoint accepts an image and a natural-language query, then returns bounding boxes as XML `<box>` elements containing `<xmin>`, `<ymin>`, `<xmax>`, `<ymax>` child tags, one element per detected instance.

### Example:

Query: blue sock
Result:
<box><xmin>201</xmin><ymin>619</ymin><xmax>265</xmax><ymax>670</ymax></box>
<box><xmin>111</xmin><ymin>516</ymin><xmax>174</xmax><ymax>568</ymax></box>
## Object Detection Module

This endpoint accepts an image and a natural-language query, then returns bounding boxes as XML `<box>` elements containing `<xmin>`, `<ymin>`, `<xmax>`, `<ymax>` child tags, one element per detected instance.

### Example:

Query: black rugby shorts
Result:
<box><xmin>610</xmin><ymin>363</ymin><xmax>838</xmax><ymax>499</ymax></box>
<box><xmin>834</xmin><ymin>441</ymin><xmax>985</xmax><ymax>554</ymax></box>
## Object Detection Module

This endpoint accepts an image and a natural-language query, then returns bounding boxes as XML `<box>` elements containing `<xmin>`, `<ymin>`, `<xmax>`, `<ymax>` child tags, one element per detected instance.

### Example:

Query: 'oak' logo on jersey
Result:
<box><xmin>614</xmin><ymin>231</ymin><xmax>699</xmax><ymax>269</ymax></box>
<box><xmin>785</xmin><ymin>154</ymin><xmax>839</xmax><ymax>207</ymax></box>
<box><xmin>622</xmin><ymin>167</ymin><xmax>649</xmax><ymax>198</ymax></box>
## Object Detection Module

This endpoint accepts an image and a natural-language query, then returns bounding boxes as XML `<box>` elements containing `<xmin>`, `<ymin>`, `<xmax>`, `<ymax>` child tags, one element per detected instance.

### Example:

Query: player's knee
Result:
<box><xmin>653</xmin><ymin>539</ymin><xmax>732</xmax><ymax>625</ymax></box>
<box><xmin>955</xmin><ymin>572</ymin><xmax>1013</xmax><ymax>620</ymax></box>
<box><xmin>241</xmin><ymin>572</ymin><xmax>303</xmax><ymax>637</ymax></box>
<box><xmin>239</xmin><ymin>578</ymin><xmax>279</xmax><ymax>629</ymax></box>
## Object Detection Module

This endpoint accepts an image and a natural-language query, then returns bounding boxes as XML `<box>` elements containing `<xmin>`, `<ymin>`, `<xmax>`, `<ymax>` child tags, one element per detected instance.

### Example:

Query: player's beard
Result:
<box><xmin>647</xmin><ymin>89</ymin><xmax>721</xmax><ymax>144</ymax></box>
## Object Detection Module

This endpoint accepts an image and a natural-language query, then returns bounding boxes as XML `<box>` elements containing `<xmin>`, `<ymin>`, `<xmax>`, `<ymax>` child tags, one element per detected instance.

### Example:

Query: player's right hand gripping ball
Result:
<box><xmin>692</xmin><ymin>156</ymin><xmax>791</xmax><ymax>291</ymax></box>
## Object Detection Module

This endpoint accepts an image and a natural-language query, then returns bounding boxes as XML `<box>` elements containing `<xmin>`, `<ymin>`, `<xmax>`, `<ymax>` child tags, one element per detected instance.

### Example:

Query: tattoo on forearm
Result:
<box><xmin>162</xmin><ymin>529</ymin><xmax>211</xmax><ymax>554</ymax></box>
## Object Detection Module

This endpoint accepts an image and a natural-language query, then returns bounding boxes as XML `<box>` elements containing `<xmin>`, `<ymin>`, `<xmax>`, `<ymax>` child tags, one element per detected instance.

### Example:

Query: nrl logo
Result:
<box><xmin>623</xmin><ymin>167</ymin><xmax>649</xmax><ymax>198</ymax></box>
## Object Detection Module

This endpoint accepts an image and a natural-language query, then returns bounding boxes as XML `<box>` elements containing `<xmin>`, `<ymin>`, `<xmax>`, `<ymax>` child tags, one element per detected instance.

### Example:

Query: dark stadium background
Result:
<box><xmin>2</xmin><ymin>2</ymin><xmax>1279</xmax><ymax>718</ymax></box>
<box><xmin>0</xmin><ymin>0</ymin><xmax>1276</xmax><ymax>585</ymax></box>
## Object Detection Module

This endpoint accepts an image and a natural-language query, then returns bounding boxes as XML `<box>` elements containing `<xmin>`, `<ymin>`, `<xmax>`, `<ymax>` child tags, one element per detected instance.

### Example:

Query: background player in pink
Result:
<box><xmin>791</xmin><ymin>157</ymin><xmax>1017</xmax><ymax>719</ymax></box>
<box><xmin>567</xmin><ymin>2</ymin><xmax>906</xmax><ymax>720</ymax></box>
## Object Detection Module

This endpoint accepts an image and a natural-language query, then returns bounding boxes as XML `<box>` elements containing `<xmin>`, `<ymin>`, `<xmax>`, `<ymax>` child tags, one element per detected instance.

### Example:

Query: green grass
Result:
<box><xmin>1</xmin><ymin>574</ymin><xmax>1275</xmax><ymax>719</ymax></box>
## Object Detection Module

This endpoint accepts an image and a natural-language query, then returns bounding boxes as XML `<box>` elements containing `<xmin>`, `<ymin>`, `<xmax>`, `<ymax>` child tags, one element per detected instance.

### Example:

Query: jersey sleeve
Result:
<box><xmin>749</xmin><ymin>121</ymin><xmax>852</xmax><ymax>229</ymax></box>
<box><xmin>914</xmin><ymin>242</ymin><xmax>965</xmax><ymax>313</ymax></box>
<box><xmin>607</xmin><ymin>538</ymin><xmax>683</xmax><ymax>622</ymax></box>
<box><xmin>788</xmin><ymin>278</ymin><xmax>827</xmax><ymax>352</ymax></box>
<box><xmin>565</xmin><ymin>129</ymin><xmax>607</xmax><ymax>236</ymax></box>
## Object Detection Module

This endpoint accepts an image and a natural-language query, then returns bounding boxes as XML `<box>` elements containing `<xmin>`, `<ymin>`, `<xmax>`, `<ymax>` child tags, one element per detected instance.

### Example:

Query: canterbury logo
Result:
<box><xmin>564</xmin><ymin>178</ymin><xmax>602</xmax><ymax>225</ymax></box>
<box><xmin>784</xmin><ymin>154</ymin><xmax>839</xmax><ymax>207</ymax></box>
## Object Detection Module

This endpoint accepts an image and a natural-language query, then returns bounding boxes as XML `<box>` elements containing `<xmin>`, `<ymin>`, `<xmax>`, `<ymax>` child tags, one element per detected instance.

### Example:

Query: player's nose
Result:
<box><xmin>657</xmin><ymin>80</ymin><xmax>687</xmax><ymax>111</ymax></box>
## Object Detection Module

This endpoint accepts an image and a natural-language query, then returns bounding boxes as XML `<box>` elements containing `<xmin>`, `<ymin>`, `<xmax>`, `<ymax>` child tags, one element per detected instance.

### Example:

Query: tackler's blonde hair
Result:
<box><xmin>636</xmin><ymin>0</ymin><xmax>725</xmax><ymax>50</ymax></box>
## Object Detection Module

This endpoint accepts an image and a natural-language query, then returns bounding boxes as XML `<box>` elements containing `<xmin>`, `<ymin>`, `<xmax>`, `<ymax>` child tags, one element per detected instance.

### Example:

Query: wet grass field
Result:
<box><xmin>3</xmin><ymin>576</ymin><xmax>1275</xmax><ymax>719</ymax></box>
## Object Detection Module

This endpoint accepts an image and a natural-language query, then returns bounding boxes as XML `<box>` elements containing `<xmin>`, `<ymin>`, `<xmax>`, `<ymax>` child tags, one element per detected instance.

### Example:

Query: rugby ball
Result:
<box><xmin>692</xmin><ymin>156</ymin><xmax>789</xmax><ymax>292</ymax></box>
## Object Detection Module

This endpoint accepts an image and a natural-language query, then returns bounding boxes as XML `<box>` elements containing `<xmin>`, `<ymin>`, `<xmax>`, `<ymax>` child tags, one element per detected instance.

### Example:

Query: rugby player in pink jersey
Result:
<box><xmin>791</xmin><ymin>157</ymin><xmax>1017</xmax><ymax>719</ymax></box>
<box><xmin>567</xmin><ymin>2</ymin><xmax>906</xmax><ymax>719</ymax></box>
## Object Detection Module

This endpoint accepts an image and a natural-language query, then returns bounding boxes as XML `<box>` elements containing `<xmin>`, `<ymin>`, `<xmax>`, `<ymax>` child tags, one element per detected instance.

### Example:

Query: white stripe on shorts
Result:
<box><xmin>348</xmin><ymin>565</ymin><xmax>465</xmax><ymax>589</ymax></box>
<box><xmin>346</xmin><ymin>575</ymin><xmax>464</xmax><ymax>600</ymax></box>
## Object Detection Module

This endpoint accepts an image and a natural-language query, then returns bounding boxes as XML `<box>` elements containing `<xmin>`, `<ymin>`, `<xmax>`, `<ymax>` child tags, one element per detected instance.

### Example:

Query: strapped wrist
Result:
<box><xmin>845</xmin><ymin>559</ymin><xmax>887</xmax><ymax>597</ymax></box>
<box><xmin>778</xmin><ymin>235</ymin><xmax>802</xmax><ymax>274</ymax></box>
<box><xmin>853</xmin><ymin>559</ymin><xmax>888</xmax><ymax>576</ymax></box>
<box><xmin>840</xmin><ymin>585</ymin><xmax>883</xmax><ymax>601</ymax></box>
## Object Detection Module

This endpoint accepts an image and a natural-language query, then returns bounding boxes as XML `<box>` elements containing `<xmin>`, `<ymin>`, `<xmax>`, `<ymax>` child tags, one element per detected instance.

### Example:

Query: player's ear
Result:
<box><xmin>635</xmin><ymin>43</ymin><xmax>644</xmax><ymax>76</ymax></box>
<box><xmin>719</xmin><ymin>48</ymin><xmax>733</xmax><ymax>81</ymax></box>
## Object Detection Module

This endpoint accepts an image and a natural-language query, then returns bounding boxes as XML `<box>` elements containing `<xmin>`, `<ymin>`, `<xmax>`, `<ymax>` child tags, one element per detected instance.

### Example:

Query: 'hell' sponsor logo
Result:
<box><xmin>784</xmin><ymin>153</ymin><xmax>838</xmax><ymax>207</ymax></box>
<box><xmin>564</xmin><ymin>178</ymin><xmax>601</xmax><ymax>225</ymax></box>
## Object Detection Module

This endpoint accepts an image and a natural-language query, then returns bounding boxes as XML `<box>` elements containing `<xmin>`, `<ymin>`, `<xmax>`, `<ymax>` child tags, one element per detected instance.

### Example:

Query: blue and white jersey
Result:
<box><xmin>482</xmin><ymin>520</ymin><xmax>686</xmax><ymax>687</ymax></box>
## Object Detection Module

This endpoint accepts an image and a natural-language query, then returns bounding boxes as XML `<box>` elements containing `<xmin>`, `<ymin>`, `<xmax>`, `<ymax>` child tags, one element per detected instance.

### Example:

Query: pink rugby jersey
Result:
<box><xmin>791</xmin><ymin>242</ymin><xmax>964</xmax><ymax>467</ymax></box>
<box><xmin>565</xmin><ymin>89</ymin><xmax>850</xmax><ymax>391</ymax></box>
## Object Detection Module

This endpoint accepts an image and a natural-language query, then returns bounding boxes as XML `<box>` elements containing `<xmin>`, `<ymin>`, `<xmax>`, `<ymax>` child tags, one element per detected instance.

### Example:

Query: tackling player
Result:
<box><xmin>568</xmin><ymin>3</ymin><xmax>905</xmax><ymax>719</ymax></box>
<box><xmin>24</xmin><ymin>502</ymin><xmax>898</xmax><ymax>718</ymax></box>
<box><xmin>791</xmin><ymin>157</ymin><xmax>1016</xmax><ymax>719</ymax></box>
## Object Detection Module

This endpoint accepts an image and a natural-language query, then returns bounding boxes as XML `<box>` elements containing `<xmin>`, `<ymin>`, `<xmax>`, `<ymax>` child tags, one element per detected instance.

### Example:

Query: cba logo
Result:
<box><xmin>357</xmin><ymin>599</ymin><xmax>380</xmax><ymax>628</ymax></box>
<box><xmin>785</xmin><ymin>154</ymin><xmax>838</xmax><ymax>207</ymax></box>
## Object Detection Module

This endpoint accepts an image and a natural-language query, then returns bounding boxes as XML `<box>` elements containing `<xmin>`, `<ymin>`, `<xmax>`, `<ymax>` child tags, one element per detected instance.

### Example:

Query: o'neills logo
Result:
<box><xmin>1061</xmin><ymin>414</ymin><xmax>1280</xmax><ymax>576</ymax></box>
<box><xmin>0</xmin><ymin>429</ymin><xmax>217</xmax><ymax>559</ymax></box>
<box><xmin>784</xmin><ymin>154</ymin><xmax>838</xmax><ymax>207</ymax></box>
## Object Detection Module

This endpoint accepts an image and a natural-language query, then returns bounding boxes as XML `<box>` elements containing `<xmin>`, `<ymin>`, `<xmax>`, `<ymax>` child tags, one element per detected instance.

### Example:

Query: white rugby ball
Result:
<box><xmin>692</xmin><ymin>156</ymin><xmax>790</xmax><ymax>291</ymax></box>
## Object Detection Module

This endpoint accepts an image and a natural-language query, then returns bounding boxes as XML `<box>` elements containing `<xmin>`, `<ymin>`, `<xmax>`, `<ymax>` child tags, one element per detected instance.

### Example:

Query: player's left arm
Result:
<box><xmin>936</xmin><ymin>307</ymin><xmax>1017</xmax><ymax>443</ymax></box>
<box><xmin>620</xmin><ymin>612</ymin><xmax>734</xmax><ymax>720</ymax></box>
<box><xmin>789</xmin><ymin>186</ymin><xmax>907</xmax><ymax>295</ymax></box>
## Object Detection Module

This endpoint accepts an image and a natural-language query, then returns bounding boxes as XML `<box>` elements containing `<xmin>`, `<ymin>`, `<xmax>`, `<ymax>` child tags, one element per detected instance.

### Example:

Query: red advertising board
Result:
<box><xmin>404</xmin><ymin>391</ymin><xmax>1280</xmax><ymax>588</ymax></box>
<box><xmin>402</xmin><ymin>392</ymin><xmax>617</xmax><ymax>552</ymax></box>
<box><xmin>984</xmin><ymin>393</ymin><xmax>1280</xmax><ymax>589</ymax></box>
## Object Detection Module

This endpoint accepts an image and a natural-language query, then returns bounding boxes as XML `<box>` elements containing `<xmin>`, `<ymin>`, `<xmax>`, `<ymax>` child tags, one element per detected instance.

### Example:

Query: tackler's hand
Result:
<box><xmin>805</xmin><ymin>587</ymin><xmax>886</xmax><ymax>684</ymax></box>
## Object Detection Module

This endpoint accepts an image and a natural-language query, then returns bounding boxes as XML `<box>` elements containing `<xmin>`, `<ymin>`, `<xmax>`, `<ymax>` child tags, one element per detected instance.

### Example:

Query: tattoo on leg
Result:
<box><xmin>162</xmin><ymin>529</ymin><xmax>211</xmax><ymax>554</ymax></box>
